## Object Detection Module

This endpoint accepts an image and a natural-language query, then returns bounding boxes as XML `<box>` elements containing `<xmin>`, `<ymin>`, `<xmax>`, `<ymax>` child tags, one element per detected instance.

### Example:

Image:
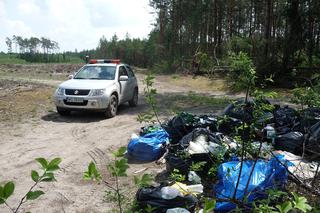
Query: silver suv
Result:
<box><xmin>53</xmin><ymin>59</ymin><xmax>138</xmax><ymax>118</ymax></box>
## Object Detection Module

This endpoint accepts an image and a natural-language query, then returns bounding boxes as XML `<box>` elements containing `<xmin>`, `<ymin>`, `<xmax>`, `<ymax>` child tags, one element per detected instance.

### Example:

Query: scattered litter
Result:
<box><xmin>171</xmin><ymin>182</ymin><xmax>203</xmax><ymax>196</ymax></box>
<box><xmin>133</xmin><ymin>167</ymin><xmax>149</xmax><ymax>174</ymax></box>
<box><xmin>166</xmin><ymin>208</ymin><xmax>190</xmax><ymax>213</ymax></box>
<box><xmin>131</xmin><ymin>103</ymin><xmax>320</xmax><ymax>211</ymax></box>
<box><xmin>136</xmin><ymin>186</ymin><xmax>198</xmax><ymax>212</ymax></box>
<box><xmin>188</xmin><ymin>171</ymin><xmax>201</xmax><ymax>184</ymax></box>
<box><xmin>275</xmin><ymin>151</ymin><xmax>320</xmax><ymax>180</ymax></box>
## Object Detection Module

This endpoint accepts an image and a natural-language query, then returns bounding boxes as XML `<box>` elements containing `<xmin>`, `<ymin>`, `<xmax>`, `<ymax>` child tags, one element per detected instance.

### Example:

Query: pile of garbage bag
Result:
<box><xmin>127</xmin><ymin>102</ymin><xmax>320</xmax><ymax>212</ymax></box>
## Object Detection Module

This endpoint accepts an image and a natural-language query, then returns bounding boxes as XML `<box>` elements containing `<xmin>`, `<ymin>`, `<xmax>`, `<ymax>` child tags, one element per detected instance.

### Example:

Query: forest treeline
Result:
<box><xmin>5</xmin><ymin>36</ymin><xmax>75</xmax><ymax>63</ymax></box>
<box><xmin>4</xmin><ymin>1</ymin><xmax>320</xmax><ymax>84</ymax></box>
<box><xmin>89</xmin><ymin>0</ymin><xmax>320</xmax><ymax>84</ymax></box>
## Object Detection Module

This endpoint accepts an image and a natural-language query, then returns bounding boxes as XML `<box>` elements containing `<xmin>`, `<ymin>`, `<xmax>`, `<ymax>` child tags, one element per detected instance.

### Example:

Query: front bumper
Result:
<box><xmin>54</xmin><ymin>94</ymin><xmax>109</xmax><ymax>110</ymax></box>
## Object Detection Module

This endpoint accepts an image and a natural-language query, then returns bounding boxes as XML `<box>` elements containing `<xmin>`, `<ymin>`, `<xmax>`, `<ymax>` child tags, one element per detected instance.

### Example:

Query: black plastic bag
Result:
<box><xmin>306</xmin><ymin>121</ymin><xmax>320</xmax><ymax>157</ymax></box>
<box><xmin>217</xmin><ymin>116</ymin><xmax>243</xmax><ymax>135</ymax></box>
<box><xmin>300</xmin><ymin>107</ymin><xmax>320</xmax><ymax>131</ymax></box>
<box><xmin>163</xmin><ymin>113</ymin><xmax>195</xmax><ymax>144</ymax></box>
<box><xmin>273</xmin><ymin>106</ymin><xmax>300</xmax><ymax>134</ymax></box>
<box><xmin>222</xmin><ymin>100</ymin><xmax>254</xmax><ymax>123</ymax></box>
<box><xmin>136</xmin><ymin>186</ymin><xmax>197</xmax><ymax>213</ymax></box>
<box><xmin>275</xmin><ymin>132</ymin><xmax>305</xmax><ymax>154</ymax></box>
<box><xmin>193</xmin><ymin>115</ymin><xmax>218</xmax><ymax>132</ymax></box>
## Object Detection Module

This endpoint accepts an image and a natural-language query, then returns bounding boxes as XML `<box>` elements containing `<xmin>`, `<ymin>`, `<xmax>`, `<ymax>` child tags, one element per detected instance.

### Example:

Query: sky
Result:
<box><xmin>0</xmin><ymin>0</ymin><xmax>155</xmax><ymax>52</ymax></box>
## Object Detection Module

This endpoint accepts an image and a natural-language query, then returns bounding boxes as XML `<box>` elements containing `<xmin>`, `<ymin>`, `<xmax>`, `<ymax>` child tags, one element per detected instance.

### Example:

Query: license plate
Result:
<box><xmin>66</xmin><ymin>97</ymin><xmax>84</xmax><ymax>103</ymax></box>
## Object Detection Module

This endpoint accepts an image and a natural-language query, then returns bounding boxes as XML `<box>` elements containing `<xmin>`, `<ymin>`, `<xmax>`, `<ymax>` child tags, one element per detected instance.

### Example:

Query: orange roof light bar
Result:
<box><xmin>89</xmin><ymin>59</ymin><xmax>121</xmax><ymax>64</ymax></box>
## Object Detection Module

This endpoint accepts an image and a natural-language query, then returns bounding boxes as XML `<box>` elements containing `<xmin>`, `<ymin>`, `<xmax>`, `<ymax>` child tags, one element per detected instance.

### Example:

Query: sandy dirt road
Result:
<box><xmin>0</xmin><ymin>73</ymin><xmax>236</xmax><ymax>213</ymax></box>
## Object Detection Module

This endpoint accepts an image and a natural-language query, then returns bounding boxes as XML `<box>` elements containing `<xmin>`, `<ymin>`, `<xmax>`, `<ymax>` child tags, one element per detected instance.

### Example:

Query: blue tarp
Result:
<box><xmin>127</xmin><ymin>129</ymin><xmax>169</xmax><ymax>162</ymax></box>
<box><xmin>214</xmin><ymin>155</ymin><xmax>292</xmax><ymax>212</ymax></box>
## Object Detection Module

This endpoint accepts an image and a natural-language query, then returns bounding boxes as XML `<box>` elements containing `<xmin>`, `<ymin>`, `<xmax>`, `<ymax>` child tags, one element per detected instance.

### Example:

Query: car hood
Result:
<box><xmin>59</xmin><ymin>79</ymin><xmax>116</xmax><ymax>89</ymax></box>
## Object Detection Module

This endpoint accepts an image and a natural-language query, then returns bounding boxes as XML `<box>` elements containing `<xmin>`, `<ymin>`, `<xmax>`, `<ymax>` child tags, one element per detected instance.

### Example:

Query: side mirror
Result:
<box><xmin>68</xmin><ymin>74</ymin><xmax>74</xmax><ymax>79</ymax></box>
<box><xmin>119</xmin><ymin>76</ymin><xmax>128</xmax><ymax>81</ymax></box>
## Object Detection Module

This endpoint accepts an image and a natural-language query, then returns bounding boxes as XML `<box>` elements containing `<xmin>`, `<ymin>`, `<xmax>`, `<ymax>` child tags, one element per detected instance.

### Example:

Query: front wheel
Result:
<box><xmin>129</xmin><ymin>88</ymin><xmax>138</xmax><ymax>107</ymax></box>
<box><xmin>56</xmin><ymin>107</ymin><xmax>70</xmax><ymax>116</ymax></box>
<box><xmin>105</xmin><ymin>95</ymin><xmax>118</xmax><ymax>118</ymax></box>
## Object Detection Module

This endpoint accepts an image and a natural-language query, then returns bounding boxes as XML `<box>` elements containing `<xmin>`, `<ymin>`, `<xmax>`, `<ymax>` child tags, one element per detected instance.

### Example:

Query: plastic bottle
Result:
<box><xmin>265</xmin><ymin>124</ymin><xmax>276</xmax><ymax>145</ymax></box>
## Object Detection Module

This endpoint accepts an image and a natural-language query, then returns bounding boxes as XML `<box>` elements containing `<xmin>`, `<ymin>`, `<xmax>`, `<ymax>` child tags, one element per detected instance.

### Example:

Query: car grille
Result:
<box><xmin>65</xmin><ymin>89</ymin><xmax>90</xmax><ymax>96</ymax></box>
<box><xmin>63</xmin><ymin>100</ymin><xmax>88</xmax><ymax>106</ymax></box>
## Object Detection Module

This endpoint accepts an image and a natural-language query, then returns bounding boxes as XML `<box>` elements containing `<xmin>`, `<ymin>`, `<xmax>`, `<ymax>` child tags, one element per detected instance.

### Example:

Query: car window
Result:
<box><xmin>74</xmin><ymin>66</ymin><xmax>116</xmax><ymax>80</ymax></box>
<box><xmin>119</xmin><ymin>66</ymin><xmax>128</xmax><ymax>77</ymax></box>
<box><xmin>126</xmin><ymin>66</ymin><xmax>135</xmax><ymax>78</ymax></box>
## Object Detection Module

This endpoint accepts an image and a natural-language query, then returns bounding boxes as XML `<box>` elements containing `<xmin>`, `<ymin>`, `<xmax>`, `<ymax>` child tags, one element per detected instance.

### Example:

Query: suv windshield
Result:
<box><xmin>74</xmin><ymin>66</ymin><xmax>116</xmax><ymax>80</ymax></box>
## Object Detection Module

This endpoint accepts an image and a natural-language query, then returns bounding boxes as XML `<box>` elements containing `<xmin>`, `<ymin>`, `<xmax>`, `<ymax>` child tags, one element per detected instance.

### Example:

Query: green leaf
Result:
<box><xmin>47</xmin><ymin>158</ymin><xmax>62</xmax><ymax>171</ymax></box>
<box><xmin>112</xmin><ymin>147</ymin><xmax>127</xmax><ymax>157</ymax></box>
<box><xmin>31</xmin><ymin>170</ymin><xmax>39</xmax><ymax>182</ymax></box>
<box><xmin>134</xmin><ymin>174</ymin><xmax>153</xmax><ymax>187</ymax></box>
<box><xmin>0</xmin><ymin>186</ymin><xmax>3</xmax><ymax>198</ymax></box>
<box><xmin>36</xmin><ymin>158</ymin><xmax>48</xmax><ymax>169</ymax></box>
<box><xmin>203</xmin><ymin>198</ymin><xmax>216</xmax><ymax>213</ymax></box>
<box><xmin>276</xmin><ymin>201</ymin><xmax>292</xmax><ymax>213</ymax></box>
<box><xmin>114</xmin><ymin>158</ymin><xmax>129</xmax><ymax>176</ymax></box>
<box><xmin>292</xmin><ymin>193</ymin><xmax>312</xmax><ymax>213</ymax></box>
<box><xmin>41</xmin><ymin>172</ymin><xmax>56</xmax><ymax>182</ymax></box>
<box><xmin>3</xmin><ymin>182</ymin><xmax>14</xmax><ymax>199</ymax></box>
<box><xmin>0</xmin><ymin>186</ymin><xmax>4</xmax><ymax>204</ymax></box>
<box><xmin>83</xmin><ymin>162</ymin><xmax>101</xmax><ymax>181</ymax></box>
<box><xmin>26</xmin><ymin>190</ymin><xmax>44</xmax><ymax>200</ymax></box>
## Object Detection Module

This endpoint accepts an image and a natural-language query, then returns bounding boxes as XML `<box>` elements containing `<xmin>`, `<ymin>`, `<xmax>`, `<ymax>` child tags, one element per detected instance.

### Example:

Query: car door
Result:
<box><xmin>118</xmin><ymin>66</ymin><xmax>130</xmax><ymax>103</ymax></box>
<box><xmin>125</xmin><ymin>65</ymin><xmax>137</xmax><ymax>99</ymax></box>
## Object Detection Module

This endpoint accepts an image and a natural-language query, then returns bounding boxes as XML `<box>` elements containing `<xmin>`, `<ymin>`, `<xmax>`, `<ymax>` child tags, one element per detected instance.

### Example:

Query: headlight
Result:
<box><xmin>91</xmin><ymin>89</ymin><xmax>106</xmax><ymax>96</ymax></box>
<box><xmin>56</xmin><ymin>88</ymin><xmax>65</xmax><ymax>96</ymax></box>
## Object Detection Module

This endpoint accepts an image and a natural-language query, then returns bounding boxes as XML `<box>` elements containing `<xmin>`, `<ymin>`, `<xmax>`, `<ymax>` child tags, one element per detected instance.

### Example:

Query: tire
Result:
<box><xmin>105</xmin><ymin>94</ymin><xmax>118</xmax><ymax>118</ymax></box>
<box><xmin>56</xmin><ymin>107</ymin><xmax>70</xmax><ymax>116</ymax></box>
<box><xmin>129</xmin><ymin>88</ymin><xmax>138</xmax><ymax>107</ymax></box>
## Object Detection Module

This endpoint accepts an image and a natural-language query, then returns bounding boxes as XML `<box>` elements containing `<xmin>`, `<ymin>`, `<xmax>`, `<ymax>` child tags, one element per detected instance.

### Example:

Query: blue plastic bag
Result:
<box><xmin>127</xmin><ymin>129</ymin><xmax>169</xmax><ymax>162</ymax></box>
<box><xmin>214</xmin><ymin>155</ymin><xmax>291</xmax><ymax>212</ymax></box>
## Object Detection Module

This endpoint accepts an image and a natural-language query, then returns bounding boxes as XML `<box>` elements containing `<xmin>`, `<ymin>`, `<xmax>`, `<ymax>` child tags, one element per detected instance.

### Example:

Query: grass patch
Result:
<box><xmin>0</xmin><ymin>80</ymin><xmax>55</xmax><ymax>123</ymax></box>
<box><xmin>0</xmin><ymin>54</ymin><xmax>28</xmax><ymax>64</ymax></box>
<box><xmin>159</xmin><ymin>92</ymin><xmax>231</xmax><ymax>114</ymax></box>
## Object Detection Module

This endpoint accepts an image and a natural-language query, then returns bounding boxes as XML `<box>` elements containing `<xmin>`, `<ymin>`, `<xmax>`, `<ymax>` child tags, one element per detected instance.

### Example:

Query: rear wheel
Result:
<box><xmin>56</xmin><ymin>107</ymin><xmax>70</xmax><ymax>116</ymax></box>
<box><xmin>105</xmin><ymin>94</ymin><xmax>118</xmax><ymax>118</ymax></box>
<box><xmin>129</xmin><ymin>88</ymin><xmax>138</xmax><ymax>107</ymax></box>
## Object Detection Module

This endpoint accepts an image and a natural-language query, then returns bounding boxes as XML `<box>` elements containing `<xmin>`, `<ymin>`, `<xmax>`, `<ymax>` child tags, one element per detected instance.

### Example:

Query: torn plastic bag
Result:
<box><xmin>193</xmin><ymin>115</ymin><xmax>218</xmax><ymax>132</ymax></box>
<box><xmin>136</xmin><ymin>186</ymin><xmax>197</xmax><ymax>213</ymax></box>
<box><xmin>275</xmin><ymin>132</ymin><xmax>304</xmax><ymax>155</ymax></box>
<box><xmin>166</xmin><ymin>129</ymin><xmax>226</xmax><ymax>176</ymax></box>
<box><xmin>178</xmin><ymin>128</ymin><xmax>224</xmax><ymax>150</ymax></box>
<box><xmin>214</xmin><ymin>155</ymin><xmax>289</xmax><ymax>212</ymax></box>
<box><xmin>273</xmin><ymin>106</ymin><xmax>300</xmax><ymax>134</ymax></box>
<box><xmin>275</xmin><ymin>150</ymin><xmax>320</xmax><ymax>180</ymax></box>
<box><xmin>127</xmin><ymin>129</ymin><xmax>169</xmax><ymax>162</ymax></box>
<box><xmin>306</xmin><ymin>121</ymin><xmax>320</xmax><ymax>156</ymax></box>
